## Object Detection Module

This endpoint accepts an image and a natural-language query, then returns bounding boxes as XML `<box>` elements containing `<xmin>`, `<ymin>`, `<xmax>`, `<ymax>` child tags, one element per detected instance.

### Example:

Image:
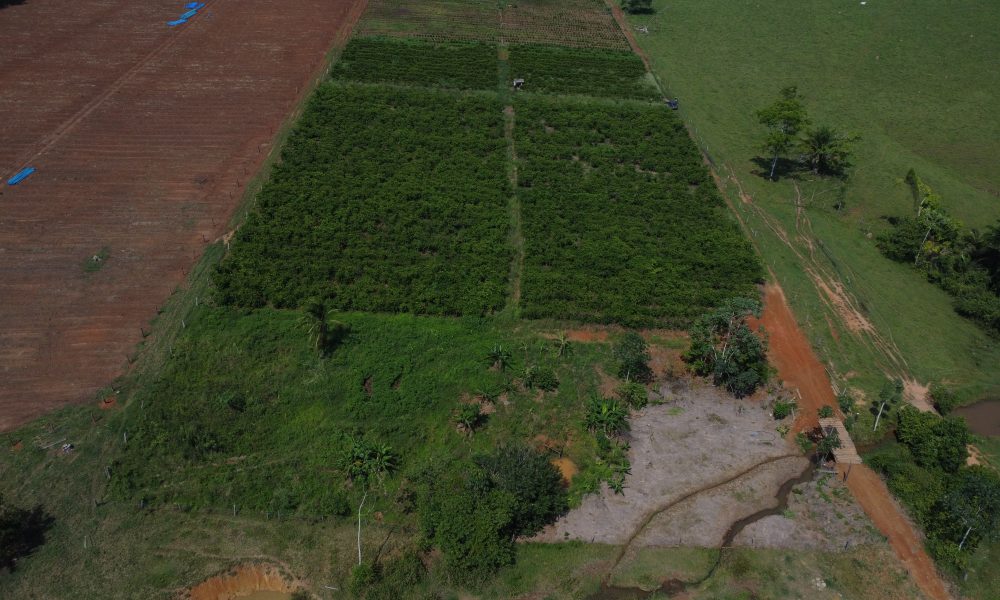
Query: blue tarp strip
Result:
<box><xmin>7</xmin><ymin>167</ymin><xmax>35</xmax><ymax>186</ymax></box>
<box><xmin>167</xmin><ymin>18</ymin><xmax>187</xmax><ymax>26</ymax></box>
<box><xmin>180</xmin><ymin>8</ymin><xmax>198</xmax><ymax>18</ymax></box>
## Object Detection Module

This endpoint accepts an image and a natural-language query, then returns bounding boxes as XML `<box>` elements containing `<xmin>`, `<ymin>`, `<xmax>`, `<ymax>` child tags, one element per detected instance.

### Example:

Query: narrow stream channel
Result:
<box><xmin>588</xmin><ymin>461</ymin><xmax>817</xmax><ymax>599</ymax></box>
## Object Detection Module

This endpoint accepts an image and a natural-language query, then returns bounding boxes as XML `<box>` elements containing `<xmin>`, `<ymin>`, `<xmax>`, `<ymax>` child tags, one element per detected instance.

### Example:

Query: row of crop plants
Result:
<box><xmin>515</xmin><ymin>96</ymin><xmax>763</xmax><ymax>327</ymax></box>
<box><xmin>332</xmin><ymin>36</ymin><xmax>658</xmax><ymax>100</ymax></box>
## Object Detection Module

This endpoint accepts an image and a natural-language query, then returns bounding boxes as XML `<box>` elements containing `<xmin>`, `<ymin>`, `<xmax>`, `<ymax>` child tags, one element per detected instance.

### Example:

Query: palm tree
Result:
<box><xmin>487</xmin><ymin>344</ymin><xmax>513</xmax><ymax>372</ymax></box>
<box><xmin>552</xmin><ymin>331</ymin><xmax>572</xmax><ymax>357</ymax></box>
<box><xmin>344</xmin><ymin>439</ymin><xmax>397</xmax><ymax>566</ymax></box>
<box><xmin>299</xmin><ymin>297</ymin><xmax>347</xmax><ymax>356</ymax></box>
<box><xmin>800</xmin><ymin>125</ymin><xmax>857</xmax><ymax>176</ymax></box>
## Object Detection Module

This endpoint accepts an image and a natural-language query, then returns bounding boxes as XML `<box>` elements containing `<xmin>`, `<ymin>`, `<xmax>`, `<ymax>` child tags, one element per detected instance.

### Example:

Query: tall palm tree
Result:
<box><xmin>800</xmin><ymin>125</ymin><xmax>857</xmax><ymax>175</ymax></box>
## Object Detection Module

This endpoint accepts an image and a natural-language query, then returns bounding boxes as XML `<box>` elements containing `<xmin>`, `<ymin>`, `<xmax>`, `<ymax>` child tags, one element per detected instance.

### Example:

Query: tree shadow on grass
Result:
<box><xmin>750</xmin><ymin>156</ymin><xmax>805</xmax><ymax>183</ymax></box>
<box><xmin>1</xmin><ymin>500</ymin><xmax>55</xmax><ymax>573</ymax></box>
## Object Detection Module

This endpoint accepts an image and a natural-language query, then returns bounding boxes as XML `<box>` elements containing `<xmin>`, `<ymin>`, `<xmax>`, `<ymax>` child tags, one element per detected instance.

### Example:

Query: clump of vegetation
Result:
<box><xmin>524</xmin><ymin>365</ymin><xmax>559</xmax><ymax>391</ymax></box>
<box><xmin>1</xmin><ymin>495</ymin><xmax>54</xmax><ymax>573</ymax></box>
<box><xmin>616</xmin><ymin>380</ymin><xmax>648</xmax><ymax>409</ymax></box>
<box><xmin>684</xmin><ymin>297</ymin><xmax>769</xmax><ymax>398</ymax></box>
<box><xmin>867</xmin><ymin>405</ymin><xmax>999</xmax><ymax>574</ymax></box>
<box><xmin>418</xmin><ymin>445</ymin><xmax>567</xmax><ymax>582</ymax></box>
<box><xmin>509</xmin><ymin>44</ymin><xmax>658</xmax><ymax>99</ymax></box>
<box><xmin>837</xmin><ymin>390</ymin><xmax>858</xmax><ymax>427</ymax></box>
<box><xmin>772</xmin><ymin>398</ymin><xmax>796</xmax><ymax>420</ymax></box>
<box><xmin>584</xmin><ymin>396</ymin><xmax>629</xmax><ymax>436</ymax></box>
<box><xmin>620</xmin><ymin>0</ymin><xmax>653</xmax><ymax>15</ymax></box>
<box><xmin>877</xmin><ymin>170</ymin><xmax>1000</xmax><ymax>335</ymax></box>
<box><xmin>454</xmin><ymin>404</ymin><xmax>486</xmax><ymax>435</ymax></box>
<box><xmin>929</xmin><ymin>383</ymin><xmax>958</xmax><ymax>415</ymax></box>
<box><xmin>755</xmin><ymin>86</ymin><xmax>858</xmax><ymax>179</ymax></box>
<box><xmin>871</xmin><ymin>379</ymin><xmax>904</xmax><ymax>432</ymax></box>
<box><xmin>215</xmin><ymin>84</ymin><xmax>510</xmax><ymax>316</ymax></box>
<box><xmin>818</xmin><ymin>405</ymin><xmax>834</xmax><ymax>418</ymax></box>
<box><xmin>516</xmin><ymin>97</ymin><xmax>762</xmax><ymax>327</ymax></box>
<box><xmin>614</xmin><ymin>332</ymin><xmax>653</xmax><ymax>383</ymax></box>
<box><xmin>332</xmin><ymin>37</ymin><xmax>498</xmax><ymax>90</ymax></box>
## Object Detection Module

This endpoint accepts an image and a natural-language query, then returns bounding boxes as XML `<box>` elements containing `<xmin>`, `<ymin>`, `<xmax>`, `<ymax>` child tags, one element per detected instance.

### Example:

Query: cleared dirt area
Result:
<box><xmin>534</xmin><ymin>383</ymin><xmax>800</xmax><ymax>546</ymax></box>
<box><xmin>0</xmin><ymin>0</ymin><xmax>366</xmax><ymax>430</ymax></box>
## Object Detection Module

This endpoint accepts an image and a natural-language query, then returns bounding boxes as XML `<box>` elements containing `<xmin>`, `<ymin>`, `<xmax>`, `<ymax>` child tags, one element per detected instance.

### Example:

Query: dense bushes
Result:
<box><xmin>515</xmin><ymin>97</ymin><xmax>762</xmax><ymax>326</ymax></box>
<box><xmin>332</xmin><ymin>37</ymin><xmax>499</xmax><ymax>90</ymax></box>
<box><xmin>418</xmin><ymin>446</ymin><xmax>567</xmax><ymax>582</ymax></box>
<box><xmin>509</xmin><ymin>44</ymin><xmax>659</xmax><ymax>99</ymax></box>
<box><xmin>684</xmin><ymin>297</ymin><xmax>769</xmax><ymax>397</ymax></box>
<box><xmin>866</xmin><ymin>406</ymin><xmax>1000</xmax><ymax>573</ymax></box>
<box><xmin>215</xmin><ymin>83</ymin><xmax>510</xmax><ymax>316</ymax></box>
<box><xmin>877</xmin><ymin>170</ymin><xmax>1000</xmax><ymax>335</ymax></box>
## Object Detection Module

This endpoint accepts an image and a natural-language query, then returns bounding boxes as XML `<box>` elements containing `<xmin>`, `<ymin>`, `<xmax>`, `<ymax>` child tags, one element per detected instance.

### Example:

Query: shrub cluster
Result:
<box><xmin>515</xmin><ymin>97</ymin><xmax>762</xmax><ymax>326</ymax></box>
<box><xmin>331</xmin><ymin>37</ymin><xmax>499</xmax><ymax>90</ymax></box>
<box><xmin>877</xmin><ymin>170</ymin><xmax>1000</xmax><ymax>335</ymax></box>
<box><xmin>215</xmin><ymin>84</ymin><xmax>510</xmax><ymax>315</ymax></box>
<box><xmin>509</xmin><ymin>44</ymin><xmax>659</xmax><ymax>99</ymax></box>
<box><xmin>866</xmin><ymin>406</ymin><xmax>1000</xmax><ymax>573</ymax></box>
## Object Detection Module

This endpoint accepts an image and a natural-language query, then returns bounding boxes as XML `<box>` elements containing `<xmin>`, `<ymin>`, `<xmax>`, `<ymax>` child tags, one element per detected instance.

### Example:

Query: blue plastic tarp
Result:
<box><xmin>167</xmin><ymin>18</ymin><xmax>187</xmax><ymax>26</ymax></box>
<box><xmin>7</xmin><ymin>167</ymin><xmax>35</xmax><ymax>186</ymax></box>
<box><xmin>180</xmin><ymin>8</ymin><xmax>198</xmax><ymax>18</ymax></box>
<box><xmin>186</xmin><ymin>2</ymin><xmax>204</xmax><ymax>9</ymax></box>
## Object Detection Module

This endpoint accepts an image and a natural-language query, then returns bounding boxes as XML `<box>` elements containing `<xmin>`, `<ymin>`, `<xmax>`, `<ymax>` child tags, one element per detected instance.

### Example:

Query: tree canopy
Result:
<box><xmin>683</xmin><ymin>297</ymin><xmax>769</xmax><ymax>397</ymax></box>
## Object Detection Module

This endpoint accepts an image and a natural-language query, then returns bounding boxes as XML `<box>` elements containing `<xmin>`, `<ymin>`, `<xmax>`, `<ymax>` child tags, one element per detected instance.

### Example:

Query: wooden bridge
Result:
<box><xmin>819</xmin><ymin>417</ymin><xmax>863</xmax><ymax>464</ymax></box>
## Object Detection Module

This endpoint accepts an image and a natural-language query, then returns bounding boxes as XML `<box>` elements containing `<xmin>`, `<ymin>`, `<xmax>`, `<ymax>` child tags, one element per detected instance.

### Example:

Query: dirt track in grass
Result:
<box><xmin>0</xmin><ymin>0</ymin><xmax>367</xmax><ymax>430</ymax></box>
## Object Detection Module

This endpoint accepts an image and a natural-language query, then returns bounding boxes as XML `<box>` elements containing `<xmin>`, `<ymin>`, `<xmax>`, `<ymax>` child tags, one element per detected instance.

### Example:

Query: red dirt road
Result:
<box><xmin>759</xmin><ymin>283</ymin><xmax>951</xmax><ymax>600</ymax></box>
<box><xmin>0</xmin><ymin>0</ymin><xmax>366</xmax><ymax>430</ymax></box>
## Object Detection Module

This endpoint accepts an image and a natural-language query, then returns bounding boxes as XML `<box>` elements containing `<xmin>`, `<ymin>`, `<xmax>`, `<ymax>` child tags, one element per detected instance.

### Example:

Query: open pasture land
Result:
<box><xmin>515</xmin><ymin>97</ymin><xmax>762</xmax><ymax>327</ymax></box>
<box><xmin>624</xmin><ymin>0</ymin><xmax>1000</xmax><ymax>401</ymax></box>
<box><xmin>215</xmin><ymin>83</ymin><xmax>510</xmax><ymax>315</ymax></box>
<box><xmin>357</xmin><ymin>0</ymin><xmax>629</xmax><ymax>50</ymax></box>
<box><xmin>0</xmin><ymin>0</ymin><xmax>366</xmax><ymax>431</ymax></box>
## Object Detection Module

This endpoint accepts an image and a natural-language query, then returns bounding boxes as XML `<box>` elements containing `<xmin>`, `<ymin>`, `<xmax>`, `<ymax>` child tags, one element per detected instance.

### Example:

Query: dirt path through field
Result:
<box><xmin>759</xmin><ymin>282</ymin><xmax>951</xmax><ymax>600</ymax></box>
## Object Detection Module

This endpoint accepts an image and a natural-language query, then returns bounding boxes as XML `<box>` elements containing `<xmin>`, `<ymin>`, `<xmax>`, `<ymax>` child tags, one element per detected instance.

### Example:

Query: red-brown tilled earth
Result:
<box><xmin>0</xmin><ymin>0</ymin><xmax>366</xmax><ymax>430</ymax></box>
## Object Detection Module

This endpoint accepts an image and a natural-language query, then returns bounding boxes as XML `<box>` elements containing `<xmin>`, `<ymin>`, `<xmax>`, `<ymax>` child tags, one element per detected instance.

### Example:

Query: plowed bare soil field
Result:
<box><xmin>0</xmin><ymin>0</ymin><xmax>366</xmax><ymax>430</ymax></box>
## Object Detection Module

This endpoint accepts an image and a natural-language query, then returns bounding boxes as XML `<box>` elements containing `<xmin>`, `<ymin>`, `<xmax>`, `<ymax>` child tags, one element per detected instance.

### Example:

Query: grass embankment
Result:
<box><xmin>627</xmin><ymin>0</ymin><xmax>1000</xmax><ymax>402</ymax></box>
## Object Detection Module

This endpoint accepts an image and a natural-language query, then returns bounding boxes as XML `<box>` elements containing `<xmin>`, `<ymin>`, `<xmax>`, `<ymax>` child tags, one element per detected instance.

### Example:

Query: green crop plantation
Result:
<box><xmin>508</xmin><ymin>44</ymin><xmax>659</xmax><ymax>99</ymax></box>
<box><xmin>516</xmin><ymin>97</ymin><xmax>762</xmax><ymax>326</ymax></box>
<box><xmin>5</xmin><ymin>1</ymin><xmax>997</xmax><ymax>599</ymax></box>
<box><xmin>215</xmin><ymin>84</ymin><xmax>510</xmax><ymax>315</ymax></box>
<box><xmin>331</xmin><ymin>37</ymin><xmax>498</xmax><ymax>90</ymax></box>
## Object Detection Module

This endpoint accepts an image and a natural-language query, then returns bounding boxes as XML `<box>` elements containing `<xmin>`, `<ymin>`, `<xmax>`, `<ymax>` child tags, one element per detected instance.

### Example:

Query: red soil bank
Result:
<box><xmin>0</xmin><ymin>0</ymin><xmax>366</xmax><ymax>430</ymax></box>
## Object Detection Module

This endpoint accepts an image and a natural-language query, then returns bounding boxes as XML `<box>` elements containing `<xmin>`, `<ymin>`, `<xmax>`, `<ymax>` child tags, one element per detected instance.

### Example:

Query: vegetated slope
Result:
<box><xmin>515</xmin><ymin>97</ymin><xmax>762</xmax><ymax>327</ymax></box>
<box><xmin>108</xmin><ymin>307</ymin><xmax>608</xmax><ymax>516</ymax></box>
<box><xmin>509</xmin><ymin>44</ymin><xmax>659</xmax><ymax>99</ymax></box>
<box><xmin>215</xmin><ymin>83</ymin><xmax>510</xmax><ymax>315</ymax></box>
<box><xmin>331</xmin><ymin>37</ymin><xmax>499</xmax><ymax>90</ymax></box>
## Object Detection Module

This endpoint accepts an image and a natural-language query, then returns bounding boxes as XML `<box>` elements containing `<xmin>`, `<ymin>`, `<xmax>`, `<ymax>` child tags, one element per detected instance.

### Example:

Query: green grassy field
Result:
<box><xmin>625</xmin><ymin>0</ymin><xmax>1000</xmax><ymax>402</ymax></box>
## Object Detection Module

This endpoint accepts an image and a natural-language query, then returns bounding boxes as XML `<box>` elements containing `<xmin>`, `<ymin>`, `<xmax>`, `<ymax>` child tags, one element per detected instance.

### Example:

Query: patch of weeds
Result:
<box><xmin>667</xmin><ymin>406</ymin><xmax>684</xmax><ymax>416</ymax></box>
<box><xmin>782</xmin><ymin>508</ymin><xmax>795</xmax><ymax>519</ymax></box>
<box><xmin>83</xmin><ymin>246</ymin><xmax>110</xmax><ymax>272</ymax></box>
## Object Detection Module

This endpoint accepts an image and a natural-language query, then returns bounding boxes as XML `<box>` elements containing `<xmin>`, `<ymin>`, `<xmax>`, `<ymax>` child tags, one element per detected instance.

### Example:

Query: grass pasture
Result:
<box><xmin>515</xmin><ymin>96</ymin><xmax>762</xmax><ymax>326</ymax></box>
<box><xmin>215</xmin><ymin>83</ymin><xmax>510</xmax><ymax>316</ymax></box>
<box><xmin>624</xmin><ymin>0</ymin><xmax>1000</xmax><ymax>403</ymax></box>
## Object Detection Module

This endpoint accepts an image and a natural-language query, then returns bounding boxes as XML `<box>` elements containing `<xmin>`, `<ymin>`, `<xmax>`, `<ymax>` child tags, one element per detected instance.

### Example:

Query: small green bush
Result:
<box><xmin>616</xmin><ymin>381</ymin><xmax>648</xmax><ymax>409</ymax></box>
<box><xmin>773</xmin><ymin>399</ymin><xmax>795</xmax><ymax>420</ymax></box>
<box><xmin>818</xmin><ymin>405</ymin><xmax>834</xmax><ymax>418</ymax></box>
<box><xmin>525</xmin><ymin>365</ymin><xmax>559</xmax><ymax>391</ymax></box>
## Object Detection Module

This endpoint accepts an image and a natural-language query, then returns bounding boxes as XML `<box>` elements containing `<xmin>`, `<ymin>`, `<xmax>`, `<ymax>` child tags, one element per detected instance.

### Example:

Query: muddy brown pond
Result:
<box><xmin>953</xmin><ymin>399</ymin><xmax>1000</xmax><ymax>437</ymax></box>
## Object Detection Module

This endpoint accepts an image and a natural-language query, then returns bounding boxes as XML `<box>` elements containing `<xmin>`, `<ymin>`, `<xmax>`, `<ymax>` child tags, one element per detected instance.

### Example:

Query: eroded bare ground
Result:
<box><xmin>536</xmin><ymin>379</ymin><xmax>882</xmax><ymax>561</ymax></box>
